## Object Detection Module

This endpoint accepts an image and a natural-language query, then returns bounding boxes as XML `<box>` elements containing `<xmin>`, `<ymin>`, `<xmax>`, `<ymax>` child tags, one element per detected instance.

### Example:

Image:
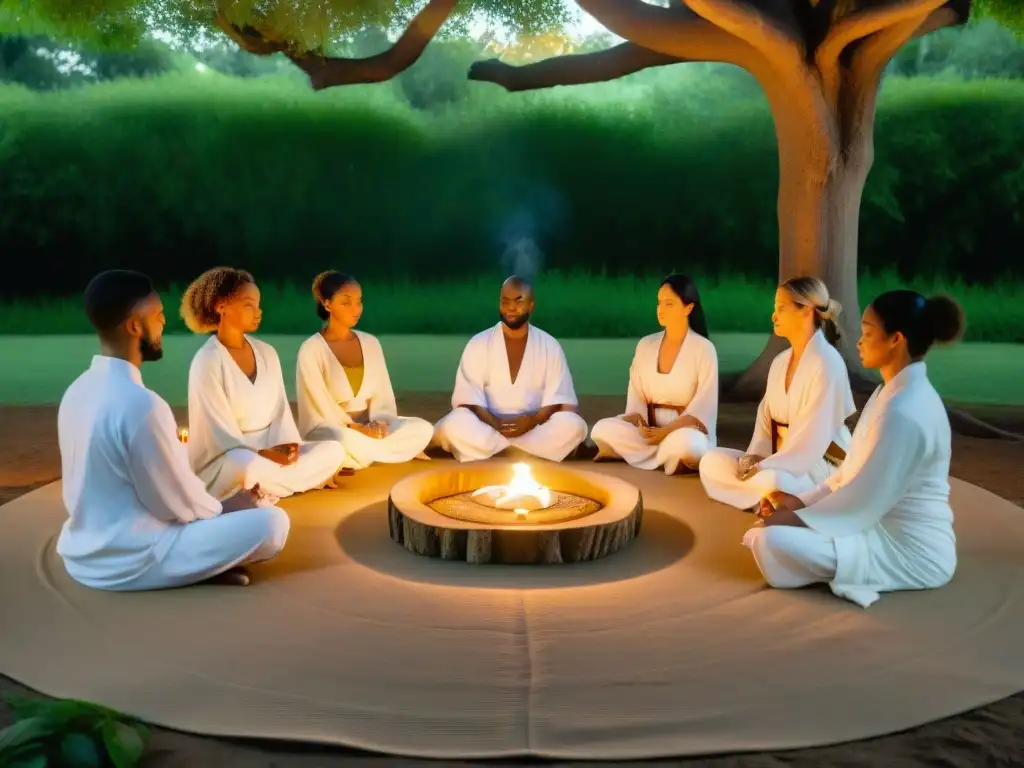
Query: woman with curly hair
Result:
<box><xmin>295</xmin><ymin>271</ymin><xmax>433</xmax><ymax>469</ymax></box>
<box><xmin>181</xmin><ymin>267</ymin><xmax>346</xmax><ymax>500</ymax></box>
<box><xmin>699</xmin><ymin>276</ymin><xmax>856</xmax><ymax>511</ymax></box>
<box><xmin>746</xmin><ymin>291</ymin><xmax>965</xmax><ymax>608</ymax></box>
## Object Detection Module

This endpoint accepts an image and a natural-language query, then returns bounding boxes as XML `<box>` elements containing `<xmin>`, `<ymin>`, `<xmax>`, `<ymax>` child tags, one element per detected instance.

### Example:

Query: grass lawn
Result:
<box><xmin>3</xmin><ymin>272</ymin><xmax>1023</xmax><ymax>343</ymax></box>
<box><xmin>1</xmin><ymin>333</ymin><xmax>1021</xmax><ymax>407</ymax></box>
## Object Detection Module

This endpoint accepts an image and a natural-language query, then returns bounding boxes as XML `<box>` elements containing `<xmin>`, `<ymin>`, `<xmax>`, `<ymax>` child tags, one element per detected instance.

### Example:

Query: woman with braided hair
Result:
<box><xmin>699</xmin><ymin>276</ymin><xmax>856</xmax><ymax>511</ymax></box>
<box><xmin>295</xmin><ymin>271</ymin><xmax>433</xmax><ymax>469</ymax></box>
<box><xmin>182</xmin><ymin>267</ymin><xmax>347</xmax><ymax>500</ymax></box>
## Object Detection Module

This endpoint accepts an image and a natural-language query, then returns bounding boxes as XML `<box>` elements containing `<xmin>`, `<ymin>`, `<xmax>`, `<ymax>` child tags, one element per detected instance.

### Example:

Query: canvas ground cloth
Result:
<box><xmin>2</xmin><ymin>461</ymin><xmax>1024</xmax><ymax>760</ymax></box>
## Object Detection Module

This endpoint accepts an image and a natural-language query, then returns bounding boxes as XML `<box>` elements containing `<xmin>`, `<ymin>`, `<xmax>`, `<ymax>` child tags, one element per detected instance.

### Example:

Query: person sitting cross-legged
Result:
<box><xmin>432</xmin><ymin>275</ymin><xmax>588</xmax><ymax>463</ymax></box>
<box><xmin>57</xmin><ymin>270</ymin><xmax>290</xmax><ymax>591</ymax></box>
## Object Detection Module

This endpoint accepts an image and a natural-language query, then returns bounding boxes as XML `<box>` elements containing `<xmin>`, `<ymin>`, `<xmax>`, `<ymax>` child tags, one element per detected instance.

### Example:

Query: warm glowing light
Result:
<box><xmin>177</xmin><ymin>427</ymin><xmax>189</xmax><ymax>444</ymax></box>
<box><xmin>472</xmin><ymin>463</ymin><xmax>552</xmax><ymax>511</ymax></box>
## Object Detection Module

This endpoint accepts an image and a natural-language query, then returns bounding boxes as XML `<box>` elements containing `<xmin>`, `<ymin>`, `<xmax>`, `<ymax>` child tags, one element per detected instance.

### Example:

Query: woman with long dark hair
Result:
<box><xmin>744</xmin><ymin>290</ymin><xmax>965</xmax><ymax>608</ymax></box>
<box><xmin>296</xmin><ymin>271</ymin><xmax>433</xmax><ymax>468</ymax></box>
<box><xmin>590</xmin><ymin>274</ymin><xmax>719</xmax><ymax>474</ymax></box>
<box><xmin>699</xmin><ymin>276</ymin><xmax>856</xmax><ymax>510</ymax></box>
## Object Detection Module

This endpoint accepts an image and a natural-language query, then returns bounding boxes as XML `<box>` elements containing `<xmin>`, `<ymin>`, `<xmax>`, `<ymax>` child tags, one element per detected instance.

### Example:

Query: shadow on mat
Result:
<box><xmin>333</xmin><ymin>502</ymin><xmax>695</xmax><ymax>589</ymax></box>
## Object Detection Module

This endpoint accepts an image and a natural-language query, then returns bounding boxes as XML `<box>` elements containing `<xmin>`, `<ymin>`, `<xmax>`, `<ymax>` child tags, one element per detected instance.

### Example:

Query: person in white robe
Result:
<box><xmin>433</xmin><ymin>276</ymin><xmax>588</xmax><ymax>463</ymax></box>
<box><xmin>699</xmin><ymin>276</ymin><xmax>855</xmax><ymax>510</ymax></box>
<box><xmin>58</xmin><ymin>270</ymin><xmax>289</xmax><ymax>591</ymax></box>
<box><xmin>296</xmin><ymin>271</ymin><xmax>433</xmax><ymax>468</ymax></box>
<box><xmin>744</xmin><ymin>290</ymin><xmax>965</xmax><ymax>607</ymax></box>
<box><xmin>181</xmin><ymin>267</ymin><xmax>346</xmax><ymax>500</ymax></box>
<box><xmin>591</xmin><ymin>275</ymin><xmax>719</xmax><ymax>474</ymax></box>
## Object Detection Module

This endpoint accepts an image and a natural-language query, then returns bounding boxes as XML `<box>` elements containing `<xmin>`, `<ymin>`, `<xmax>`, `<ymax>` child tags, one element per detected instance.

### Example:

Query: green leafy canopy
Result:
<box><xmin>974</xmin><ymin>0</ymin><xmax>1024</xmax><ymax>36</ymax></box>
<box><xmin>1</xmin><ymin>0</ymin><xmax>1020</xmax><ymax>58</ymax></box>
<box><xmin>0</xmin><ymin>0</ymin><xmax>572</xmax><ymax>51</ymax></box>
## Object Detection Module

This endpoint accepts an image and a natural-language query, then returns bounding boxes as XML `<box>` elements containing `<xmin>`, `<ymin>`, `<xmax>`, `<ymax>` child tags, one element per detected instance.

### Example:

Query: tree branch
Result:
<box><xmin>468</xmin><ymin>1</ymin><xmax>773</xmax><ymax>94</ymax></box>
<box><xmin>816</xmin><ymin>0</ymin><xmax>947</xmax><ymax>107</ymax></box>
<box><xmin>910</xmin><ymin>5</ymin><xmax>964</xmax><ymax>39</ymax></box>
<box><xmin>681</xmin><ymin>0</ymin><xmax>805</xmax><ymax>64</ymax></box>
<box><xmin>571</xmin><ymin>0</ymin><xmax>744</xmax><ymax>62</ymax></box>
<box><xmin>214</xmin><ymin>0</ymin><xmax>458</xmax><ymax>90</ymax></box>
<box><xmin>834</xmin><ymin>4</ymin><xmax>958</xmax><ymax>162</ymax></box>
<box><xmin>468</xmin><ymin>43</ymin><xmax>681</xmax><ymax>92</ymax></box>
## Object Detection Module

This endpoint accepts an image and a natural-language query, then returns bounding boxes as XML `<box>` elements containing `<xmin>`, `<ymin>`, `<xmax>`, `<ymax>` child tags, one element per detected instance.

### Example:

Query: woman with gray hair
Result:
<box><xmin>699</xmin><ymin>276</ymin><xmax>856</xmax><ymax>511</ymax></box>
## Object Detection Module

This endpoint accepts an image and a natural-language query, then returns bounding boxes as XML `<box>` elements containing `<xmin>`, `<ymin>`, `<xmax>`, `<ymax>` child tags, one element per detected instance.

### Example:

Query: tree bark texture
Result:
<box><xmin>387</xmin><ymin>493</ymin><xmax>644</xmax><ymax>565</ymax></box>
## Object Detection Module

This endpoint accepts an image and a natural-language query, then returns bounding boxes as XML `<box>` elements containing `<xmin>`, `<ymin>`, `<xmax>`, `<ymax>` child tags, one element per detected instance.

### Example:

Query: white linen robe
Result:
<box><xmin>295</xmin><ymin>331</ymin><xmax>433</xmax><ymax>469</ymax></box>
<box><xmin>743</xmin><ymin>362</ymin><xmax>957</xmax><ymax>608</ymax></box>
<box><xmin>590</xmin><ymin>330</ymin><xmax>719</xmax><ymax>474</ymax></box>
<box><xmin>699</xmin><ymin>329</ymin><xmax>855</xmax><ymax>509</ymax></box>
<box><xmin>187</xmin><ymin>336</ymin><xmax>346</xmax><ymax>500</ymax></box>
<box><xmin>433</xmin><ymin>323</ymin><xmax>588</xmax><ymax>462</ymax></box>
<box><xmin>57</xmin><ymin>355</ymin><xmax>290</xmax><ymax>592</ymax></box>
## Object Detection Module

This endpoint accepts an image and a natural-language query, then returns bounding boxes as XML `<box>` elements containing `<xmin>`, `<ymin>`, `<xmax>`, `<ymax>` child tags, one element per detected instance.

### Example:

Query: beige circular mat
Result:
<box><xmin>2</xmin><ymin>461</ymin><xmax>1024</xmax><ymax>760</ymax></box>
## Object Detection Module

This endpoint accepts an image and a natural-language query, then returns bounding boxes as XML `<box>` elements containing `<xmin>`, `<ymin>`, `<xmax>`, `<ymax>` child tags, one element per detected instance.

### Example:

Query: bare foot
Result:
<box><xmin>205</xmin><ymin>567</ymin><xmax>251</xmax><ymax>587</ymax></box>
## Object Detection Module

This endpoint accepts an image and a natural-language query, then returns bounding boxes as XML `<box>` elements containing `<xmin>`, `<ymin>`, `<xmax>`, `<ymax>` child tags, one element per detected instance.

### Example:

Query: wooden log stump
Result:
<box><xmin>386</xmin><ymin>461</ymin><xmax>643</xmax><ymax>565</ymax></box>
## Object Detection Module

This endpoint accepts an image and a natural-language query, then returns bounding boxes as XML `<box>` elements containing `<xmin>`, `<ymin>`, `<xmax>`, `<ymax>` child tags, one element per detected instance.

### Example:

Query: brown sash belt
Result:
<box><xmin>771</xmin><ymin>418</ymin><xmax>846</xmax><ymax>467</ymax></box>
<box><xmin>647</xmin><ymin>403</ymin><xmax>708</xmax><ymax>436</ymax></box>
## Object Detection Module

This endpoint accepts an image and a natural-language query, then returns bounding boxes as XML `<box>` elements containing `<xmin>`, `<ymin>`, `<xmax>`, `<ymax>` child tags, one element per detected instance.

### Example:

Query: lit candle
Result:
<box><xmin>177</xmin><ymin>427</ymin><xmax>189</xmax><ymax>444</ymax></box>
<box><xmin>514</xmin><ymin>508</ymin><xmax>528</xmax><ymax>520</ymax></box>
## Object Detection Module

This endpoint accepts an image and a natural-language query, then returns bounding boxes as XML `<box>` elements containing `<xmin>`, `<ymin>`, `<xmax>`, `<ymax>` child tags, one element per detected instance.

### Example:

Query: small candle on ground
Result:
<box><xmin>515</xmin><ymin>508</ymin><xmax>528</xmax><ymax>520</ymax></box>
<box><xmin>177</xmin><ymin>427</ymin><xmax>189</xmax><ymax>444</ymax></box>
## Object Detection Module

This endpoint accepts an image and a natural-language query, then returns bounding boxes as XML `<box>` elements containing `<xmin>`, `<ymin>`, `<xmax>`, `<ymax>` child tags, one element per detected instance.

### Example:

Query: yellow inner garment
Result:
<box><xmin>344</xmin><ymin>365</ymin><xmax>364</xmax><ymax>398</ymax></box>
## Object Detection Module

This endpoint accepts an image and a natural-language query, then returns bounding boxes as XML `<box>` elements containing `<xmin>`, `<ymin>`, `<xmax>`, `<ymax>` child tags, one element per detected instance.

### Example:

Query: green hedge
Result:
<box><xmin>3</xmin><ymin>272</ymin><xmax>1022</xmax><ymax>342</ymax></box>
<box><xmin>0</xmin><ymin>73</ymin><xmax>1021</xmax><ymax>299</ymax></box>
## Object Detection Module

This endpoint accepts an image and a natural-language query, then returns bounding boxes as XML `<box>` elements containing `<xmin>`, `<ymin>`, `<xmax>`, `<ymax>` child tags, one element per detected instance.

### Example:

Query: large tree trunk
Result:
<box><xmin>465</xmin><ymin>0</ymin><xmax>1018</xmax><ymax>439</ymax></box>
<box><xmin>730</xmin><ymin>62</ymin><xmax>879</xmax><ymax>400</ymax></box>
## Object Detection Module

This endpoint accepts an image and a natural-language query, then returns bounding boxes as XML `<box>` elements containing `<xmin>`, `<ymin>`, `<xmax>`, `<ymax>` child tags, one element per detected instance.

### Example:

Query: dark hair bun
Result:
<box><xmin>923</xmin><ymin>295</ymin><xmax>965</xmax><ymax>345</ymax></box>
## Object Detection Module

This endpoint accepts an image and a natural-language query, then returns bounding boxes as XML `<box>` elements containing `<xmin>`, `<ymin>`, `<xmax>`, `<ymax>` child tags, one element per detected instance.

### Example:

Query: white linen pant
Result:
<box><xmin>433</xmin><ymin>408</ymin><xmax>588</xmax><ymax>463</ymax></box>
<box><xmin>698</xmin><ymin>447</ymin><xmax>836</xmax><ymax>510</ymax></box>
<box><xmin>590</xmin><ymin>418</ymin><xmax>711</xmax><ymax>474</ymax></box>
<box><xmin>72</xmin><ymin>507</ymin><xmax>292</xmax><ymax>592</ymax></box>
<box><xmin>742</xmin><ymin>525</ymin><xmax>838</xmax><ymax>588</ymax></box>
<box><xmin>309</xmin><ymin>417</ymin><xmax>433</xmax><ymax>470</ymax></box>
<box><xmin>202</xmin><ymin>440</ymin><xmax>346</xmax><ymax>500</ymax></box>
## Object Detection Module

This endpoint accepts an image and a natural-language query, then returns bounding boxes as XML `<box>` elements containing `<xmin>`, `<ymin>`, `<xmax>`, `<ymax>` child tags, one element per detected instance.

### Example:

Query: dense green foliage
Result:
<box><xmin>0</xmin><ymin>695</ymin><xmax>149</xmax><ymax>767</ymax></box>
<box><xmin>0</xmin><ymin>68</ymin><xmax>1021</xmax><ymax>299</ymax></box>
<box><xmin>2</xmin><ymin>272</ymin><xmax>1022</xmax><ymax>343</ymax></box>
<box><xmin>0</xmin><ymin>0</ymin><xmax>570</xmax><ymax>50</ymax></box>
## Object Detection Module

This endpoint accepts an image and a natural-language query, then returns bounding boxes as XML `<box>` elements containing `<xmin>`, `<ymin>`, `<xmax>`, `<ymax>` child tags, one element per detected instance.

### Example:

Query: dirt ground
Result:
<box><xmin>3</xmin><ymin>395</ymin><xmax>1024</xmax><ymax>768</ymax></box>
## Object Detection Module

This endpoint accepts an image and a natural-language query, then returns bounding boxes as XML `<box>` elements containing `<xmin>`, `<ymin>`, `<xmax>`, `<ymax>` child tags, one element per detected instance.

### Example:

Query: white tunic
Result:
<box><xmin>590</xmin><ymin>330</ymin><xmax>719</xmax><ymax>473</ymax></box>
<box><xmin>57</xmin><ymin>355</ymin><xmax>290</xmax><ymax>591</ymax></box>
<box><xmin>433</xmin><ymin>323</ymin><xmax>588</xmax><ymax>462</ymax></box>
<box><xmin>699</xmin><ymin>329</ymin><xmax>855</xmax><ymax>509</ymax></box>
<box><xmin>744</xmin><ymin>362</ymin><xmax>957</xmax><ymax>608</ymax></box>
<box><xmin>187</xmin><ymin>335</ymin><xmax>346</xmax><ymax>499</ymax></box>
<box><xmin>295</xmin><ymin>331</ymin><xmax>433</xmax><ymax>469</ymax></box>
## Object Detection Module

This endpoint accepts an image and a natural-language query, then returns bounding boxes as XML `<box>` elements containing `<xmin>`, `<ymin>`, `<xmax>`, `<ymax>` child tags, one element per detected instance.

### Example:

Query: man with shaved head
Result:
<box><xmin>433</xmin><ymin>275</ymin><xmax>587</xmax><ymax>462</ymax></box>
<box><xmin>56</xmin><ymin>269</ymin><xmax>290</xmax><ymax>590</ymax></box>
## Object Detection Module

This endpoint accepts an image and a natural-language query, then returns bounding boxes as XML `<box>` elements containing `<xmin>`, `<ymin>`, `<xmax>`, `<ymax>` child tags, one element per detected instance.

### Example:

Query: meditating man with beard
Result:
<box><xmin>56</xmin><ymin>270</ymin><xmax>290</xmax><ymax>590</ymax></box>
<box><xmin>432</xmin><ymin>276</ymin><xmax>588</xmax><ymax>462</ymax></box>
